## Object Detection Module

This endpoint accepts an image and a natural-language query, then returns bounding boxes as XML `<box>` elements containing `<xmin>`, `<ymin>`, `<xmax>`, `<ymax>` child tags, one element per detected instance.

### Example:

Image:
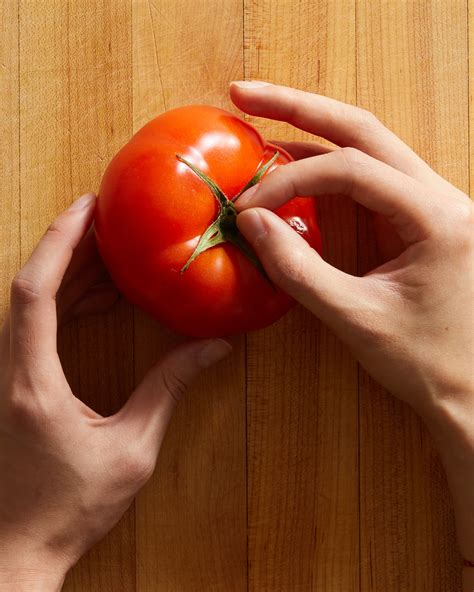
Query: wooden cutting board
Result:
<box><xmin>0</xmin><ymin>1</ymin><xmax>469</xmax><ymax>589</ymax></box>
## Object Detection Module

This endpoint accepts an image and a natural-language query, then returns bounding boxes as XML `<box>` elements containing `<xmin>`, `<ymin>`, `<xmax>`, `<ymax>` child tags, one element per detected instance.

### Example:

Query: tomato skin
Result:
<box><xmin>95</xmin><ymin>105</ymin><xmax>322</xmax><ymax>337</ymax></box>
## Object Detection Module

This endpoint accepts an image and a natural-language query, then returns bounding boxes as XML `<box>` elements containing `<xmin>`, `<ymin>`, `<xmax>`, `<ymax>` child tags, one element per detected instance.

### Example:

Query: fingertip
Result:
<box><xmin>230</xmin><ymin>80</ymin><xmax>272</xmax><ymax>90</ymax></box>
<box><xmin>229</xmin><ymin>81</ymin><xmax>272</xmax><ymax>114</ymax></box>
<box><xmin>198</xmin><ymin>338</ymin><xmax>232</xmax><ymax>368</ymax></box>
<box><xmin>236</xmin><ymin>208</ymin><xmax>268</xmax><ymax>245</ymax></box>
<box><xmin>238</xmin><ymin>207</ymin><xmax>308</xmax><ymax>250</ymax></box>
<box><xmin>234</xmin><ymin>185</ymin><xmax>259</xmax><ymax>210</ymax></box>
<box><xmin>69</xmin><ymin>192</ymin><xmax>96</xmax><ymax>211</ymax></box>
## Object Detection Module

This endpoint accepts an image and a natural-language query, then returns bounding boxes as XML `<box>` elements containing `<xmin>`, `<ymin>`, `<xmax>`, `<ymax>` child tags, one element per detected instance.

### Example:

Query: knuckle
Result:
<box><xmin>345</xmin><ymin>106</ymin><xmax>385</xmax><ymax>145</ymax></box>
<box><xmin>445</xmin><ymin>201</ymin><xmax>474</xmax><ymax>249</ymax></box>
<box><xmin>44</xmin><ymin>219</ymin><xmax>65</xmax><ymax>240</ymax></box>
<box><xmin>7</xmin><ymin>392</ymin><xmax>32</xmax><ymax>419</ymax></box>
<box><xmin>267</xmin><ymin>163</ymin><xmax>290</xmax><ymax>191</ymax></box>
<box><xmin>43</xmin><ymin>218</ymin><xmax>74</xmax><ymax>255</ymax></box>
<box><xmin>5</xmin><ymin>391</ymin><xmax>48</xmax><ymax>431</ymax></box>
<box><xmin>11</xmin><ymin>272</ymin><xmax>41</xmax><ymax>305</ymax></box>
<box><xmin>333</xmin><ymin>148</ymin><xmax>360</xmax><ymax>193</ymax></box>
<box><xmin>119</xmin><ymin>449</ymin><xmax>155</xmax><ymax>485</ymax></box>
<box><xmin>268</xmin><ymin>163</ymin><xmax>285</xmax><ymax>182</ymax></box>
<box><xmin>160</xmin><ymin>368</ymin><xmax>188</xmax><ymax>405</ymax></box>
<box><xmin>339</xmin><ymin>146</ymin><xmax>364</xmax><ymax>164</ymax></box>
<box><xmin>279</xmin><ymin>88</ymin><xmax>298</xmax><ymax>122</ymax></box>
<box><xmin>357</xmin><ymin>107</ymin><xmax>381</xmax><ymax>129</ymax></box>
<box><xmin>428</xmin><ymin>199</ymin><xmax>471</xmax><ymax>242</ymax></box>
<box><xmin>269</xmin><ymin>162</ymin><xmax>297</xmax><ymax>194</ymax></box>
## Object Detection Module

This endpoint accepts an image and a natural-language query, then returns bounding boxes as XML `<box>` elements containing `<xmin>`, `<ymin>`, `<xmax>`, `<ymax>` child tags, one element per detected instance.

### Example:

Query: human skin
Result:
<box><xmin>0</xmin><ymin>82</ymin><xmax>472</xmax><ymax>589</ymax></box>
<box><xmin>232</xmin><ymin>81</ymin><xmax>474</xmax><ymax>588</ymax></box>
<box><xmin>0</xmin><ymin>193</ymin><xmax>231</xmax><ymax>590</ymax></box>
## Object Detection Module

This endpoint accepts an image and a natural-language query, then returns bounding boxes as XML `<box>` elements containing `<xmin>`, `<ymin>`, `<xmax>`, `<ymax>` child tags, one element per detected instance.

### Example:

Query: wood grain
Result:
<box><xmin>132</xmin><ymin>2</ymin><xmax>247</xmax><ymax>590</ymax></box>
<box><xmin>0</xmin><ymin>1</ymin><xmax>469</xmax><ymax>590</ymax></box>
<box><xmin>0</xmin><ymin>0</ymin><xmax>19</xmax><ymax>324</ymax></box>
<box><xmin>470</xmin><ymin>0</ymin><xmax>474</xmax><ymax>200</ymax></box>
<box><xmin>64</xmin><ymin>2</ymin><xmax>135</xmax><ymax>590</ymax></box>
<box><xmin>356</xmin><ymin>1</ymin><xmax>468</xmax><ymax>590</ymax></box>
<box><xmin>244</xmin><ymin>2</ymin><xmax>359</xmax><ymax>590</ymax></box>
<box><xmin>16</xmin><ymin>1</ymin><xmax>135</xmax><ymax>590</ymax></box>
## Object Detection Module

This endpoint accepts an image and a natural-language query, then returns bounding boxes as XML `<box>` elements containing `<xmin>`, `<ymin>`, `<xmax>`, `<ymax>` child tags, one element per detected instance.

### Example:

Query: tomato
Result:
<box><xmin>95</xmin><ymin>105</ymin><xmax>322</xmax><ymax>337</ymax></box>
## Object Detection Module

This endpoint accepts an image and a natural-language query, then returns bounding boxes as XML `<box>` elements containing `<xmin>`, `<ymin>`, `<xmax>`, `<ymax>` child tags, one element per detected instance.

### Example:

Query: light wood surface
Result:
<box><xmin>0</xmin><ymin>1</ymin><xmax>469</xmax><ymax>590</ymax></box>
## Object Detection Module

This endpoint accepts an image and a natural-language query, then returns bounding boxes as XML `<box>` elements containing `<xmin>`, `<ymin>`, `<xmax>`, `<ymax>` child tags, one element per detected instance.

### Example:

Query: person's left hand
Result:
<box><xmin>0</xmin><ymin>192</ymin><xmax>231</xmax><ymax>591</ymax></box>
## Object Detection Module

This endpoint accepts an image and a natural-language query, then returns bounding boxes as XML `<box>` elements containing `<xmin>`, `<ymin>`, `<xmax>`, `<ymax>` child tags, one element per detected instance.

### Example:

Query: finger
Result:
<box><xmin>114</xmin><ymin>339</ymin><xmax>232</xmax><ymax>451</ymax></box>
<box><xmin>10</xmin><ymin>192</ymin><xmax>96</xmax><ymax>359</ymax></box>
<box><xmin>57</xmin><ymin>227</ymin><xmax>110</xmax><ymax>314</ymax></box>
<box><xmin>59</xmin><ymin>282</ymin><xmax>119</xmax><ymax>325</ymax></box>
<box><xmin>235</xmin><ymin>148</ymin><xmax>439</xmax><ymax>245</ymax></box>
<box><xmin>60</xmin><ymin>226</ymin><xmax>97</xmax><ymax>287</ymax></box>
<box><xmin>230</xmin><ymin>81</ymin><xmax>440</xmax><ymax>185</ymax></box>
<box><xmin>59</xmin><ymin>226</ymin><xmax>106</xmax><ymax>293</ymax></box>
<box><xmin>270</xmin><ymin>139</ymin><xmax>335</xmax><ymax>160</ymax></box>
<box><xmin>237</xmin><ymin>207</ymin><xmax>364</xmax><ymax>327</ymax></box>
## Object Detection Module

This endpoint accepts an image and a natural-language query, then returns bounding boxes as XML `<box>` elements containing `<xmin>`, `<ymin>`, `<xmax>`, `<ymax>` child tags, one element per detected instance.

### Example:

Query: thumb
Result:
<box><xmin>116</xmin><ymin>339</ymin><xmax>232</xmax><ymax>449</ymax></box>
<box><xmin>237</xmin><ymin>208</ymin><xmax>360</xmax><ymax>325</ymax></box>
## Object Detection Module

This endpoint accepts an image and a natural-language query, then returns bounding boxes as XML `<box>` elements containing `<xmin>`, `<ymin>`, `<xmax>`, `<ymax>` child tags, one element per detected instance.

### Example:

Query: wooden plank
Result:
<box><xmin>17</xmin><ymin>1</ymin><xmax>135</xmax><ymax>590</ymax></box>
<box><xmin>131</xmin><ymin>1</ymin><xmax>247</xmax><ymax>590</ymax></box>
<box><xmin>356</xmin><ymin>1</ymin><xmax>468</xmax><ymax>590</ymax></box>
<box><xmin>0</xmin><ymin>0</ymin><xmax>19</xmax><ymax>324</ymax></box>
<box><xmin>470</xmin><ymin>0</ymin><xmax>473</xmax><ymax>200</ymax></box>
<box><xmin>66</xmin><ymin>2</ymin><xmax>135</xmax><ymax>590</ymax></box>
<box><xmin>244</xmin><ymin>1</ymin><xmax>359</xmax><ymax>590</ymax></box>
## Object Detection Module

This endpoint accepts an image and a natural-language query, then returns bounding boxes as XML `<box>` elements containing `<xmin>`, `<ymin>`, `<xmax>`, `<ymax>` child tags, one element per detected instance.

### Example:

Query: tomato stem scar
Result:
<box><xmin>176</xmin><ymin>151</ymin><xmax>278</xmax><ymax>283</ymax></box>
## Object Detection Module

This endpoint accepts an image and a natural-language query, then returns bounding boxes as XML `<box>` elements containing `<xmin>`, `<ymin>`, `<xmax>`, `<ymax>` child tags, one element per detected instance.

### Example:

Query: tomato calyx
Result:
<box><xmin>176</xmin><ymin>151</ymin><xmax>279</xmax><ymax>280</ymax></box>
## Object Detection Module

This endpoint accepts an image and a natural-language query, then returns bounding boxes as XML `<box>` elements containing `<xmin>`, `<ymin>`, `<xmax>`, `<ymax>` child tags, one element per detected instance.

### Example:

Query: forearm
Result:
<box><xmin>422</xmin><ymin>398</ymin><xmax>474</xmax><ymax>563</ymax></box>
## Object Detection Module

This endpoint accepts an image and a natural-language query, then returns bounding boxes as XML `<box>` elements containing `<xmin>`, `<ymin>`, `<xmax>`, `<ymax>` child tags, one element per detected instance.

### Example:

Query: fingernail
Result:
<box><xmin>231</xmin><ymin>80</ymin><xmax>271</xmax><ymax>89</ymax></box>
<box><xmin>234</xmin><ymin>185</ymin><xmax>259</xmax><ymax>209</ymax></box>
<box><xmin>198</xmin><ymin>339</ymin><xmax>232</xmax><ymax>368</ymax></box>
<box><xmin>69</xmin><ymin>192</ymin><xmax>96</xmax><ymax>210</ymax></box>
<box><xmin>236</xmin><ymin>209</ymin><xmax>266</xmax><ymax>244</ymax></box>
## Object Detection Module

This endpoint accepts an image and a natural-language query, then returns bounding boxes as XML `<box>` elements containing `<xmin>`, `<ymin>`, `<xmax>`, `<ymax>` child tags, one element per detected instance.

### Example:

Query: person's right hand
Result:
<box><xmin>232</xmin><ymin>81</ymin><xmax>472</xmax><ymax>417</ymax></box>
<box><xmin>230</xmin><ymin>81</ymin><xmax>474</xmax><ymax>568</ymax></box>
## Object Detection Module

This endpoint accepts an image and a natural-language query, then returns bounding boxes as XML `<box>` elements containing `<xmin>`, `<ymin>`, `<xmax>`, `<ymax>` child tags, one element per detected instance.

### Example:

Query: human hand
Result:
<box><xmin>231</xmin><ymin>82</ymin><xmax>474</xmax><ymax>563</ymax></box>
<box><xmin>0</xmin><ymin>193</ymin><xmax>231</xmax><ymax>591</ymax></box>
<box><xmin>232</xmin><ymin>81</ymin><xmax>472</xmax><ymax>417</ymax></box>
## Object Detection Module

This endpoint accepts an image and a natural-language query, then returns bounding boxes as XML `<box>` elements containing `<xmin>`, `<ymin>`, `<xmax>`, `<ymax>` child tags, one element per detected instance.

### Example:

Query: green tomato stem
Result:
<box><xmin>233</xmin><ymin>151</ymin><xmax>279</xmax><ymax>200</ymax></box>
<box><xmin>176</xmin><ymin>151</ymin><xmax>278</xmax><ymax>282</ymax></box>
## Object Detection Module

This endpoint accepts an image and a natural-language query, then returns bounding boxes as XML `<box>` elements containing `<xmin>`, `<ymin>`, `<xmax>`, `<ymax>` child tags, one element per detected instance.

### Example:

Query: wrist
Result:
<box><xmin>420</xmin><ymin>396</ymin><xmax>474</xmax><ymax>563</ymax></box>
<box><xmin>0</xmin><ymin>541</ymin><xmax>70</xmax><ymax>592</ymax></box>
<box><xmin>0</xmin><ymin>569</ymin><xmax>66</xmax><ymax>592</ymax></box>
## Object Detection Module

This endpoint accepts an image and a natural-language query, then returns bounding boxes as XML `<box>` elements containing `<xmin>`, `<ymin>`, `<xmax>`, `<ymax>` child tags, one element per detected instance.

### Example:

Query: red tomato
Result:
<box><xmin>95</xmin><ymin>105</ymin><xmax>322</xmax><ymax>337</ymax></box>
